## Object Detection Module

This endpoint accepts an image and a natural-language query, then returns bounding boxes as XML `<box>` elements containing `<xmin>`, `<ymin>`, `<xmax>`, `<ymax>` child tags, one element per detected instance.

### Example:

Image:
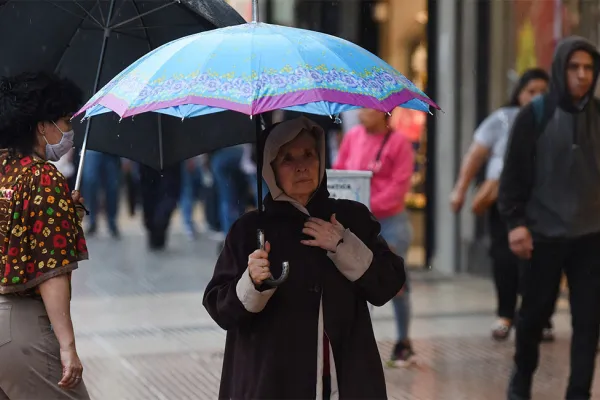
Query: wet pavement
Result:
<box><xmin>70</xmin><ymin>213</ymin><xmax>600</xmax><ymax>399</ymax></box>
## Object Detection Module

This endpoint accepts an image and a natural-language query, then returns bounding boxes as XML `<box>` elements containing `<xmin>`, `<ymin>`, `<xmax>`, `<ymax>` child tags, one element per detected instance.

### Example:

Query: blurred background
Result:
<box><xmin>11</xmin><ymin>0</ymin><xmax>600</xmax><ymax>399</ymax></box>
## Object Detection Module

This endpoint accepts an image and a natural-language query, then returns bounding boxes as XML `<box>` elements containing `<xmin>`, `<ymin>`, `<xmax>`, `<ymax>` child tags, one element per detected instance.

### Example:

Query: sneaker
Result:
<box><xmin>185</xmin><ymin>227</ymin><xmax>198</xmax><ymax>241</ymax></box>
<box><xmin>541</xmin><ymin>327</ymin><xmax>555</xmax><ymax>342</ymax></box>
<box><xmin>491</xmin><ymin>319</ymin><xmax>512</xmax><ymax>341</ymax></box>
<box><xmin>386</xmin><ymin>341</ymin><xmax>416</xmax><ymax>368</ymax></box>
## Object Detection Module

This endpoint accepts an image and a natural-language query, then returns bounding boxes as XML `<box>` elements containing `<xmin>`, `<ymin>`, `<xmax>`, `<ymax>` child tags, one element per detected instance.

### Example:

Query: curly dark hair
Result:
<box><xmin>0</xmin><ymin>71</ymin><xmax>83</xmax><ymax>155</ymax></box>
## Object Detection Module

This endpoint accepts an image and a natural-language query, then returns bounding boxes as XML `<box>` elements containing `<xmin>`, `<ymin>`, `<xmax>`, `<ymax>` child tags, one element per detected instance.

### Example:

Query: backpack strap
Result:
<box><xmin>531</xmin><ymin>95</ymin><xmax>545</xmax><ymax>128</ymax></box>
<box><xmin>530</xmin><ymin>94</ymin><xmax>554</xmax><ymax>138</ymax></box>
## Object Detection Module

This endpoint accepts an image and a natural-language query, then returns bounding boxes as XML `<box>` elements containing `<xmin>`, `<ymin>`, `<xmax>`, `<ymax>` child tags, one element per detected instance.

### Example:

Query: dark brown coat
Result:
<box><xmin>203</xmin><ymin>173</ymin><xmax>406</xmax><ymax>399</ymax></box>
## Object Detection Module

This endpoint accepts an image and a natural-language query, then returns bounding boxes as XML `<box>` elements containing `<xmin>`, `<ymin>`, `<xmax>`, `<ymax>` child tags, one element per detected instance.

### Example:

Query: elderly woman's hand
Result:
<box><xmin>248</xmin><ymin>241</ymin><xmax>272</xmax><ymax>285</ymax></box>
<box><xmin>301</xmin><ymin>214</ymin><xmax>345</xmax><ymax>252</ymax></box>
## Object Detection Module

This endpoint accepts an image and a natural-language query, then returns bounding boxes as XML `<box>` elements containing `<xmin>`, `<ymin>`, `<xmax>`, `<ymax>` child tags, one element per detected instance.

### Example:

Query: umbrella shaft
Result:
<box><xmin>252</xmin><ymin>0</ymin><xmax>259</xmax><ymax>22</ymax></box>
<box><xmin>74</xmin><ymin>0</ymin><xmax>117</xmax><ymax>192</ymax></box>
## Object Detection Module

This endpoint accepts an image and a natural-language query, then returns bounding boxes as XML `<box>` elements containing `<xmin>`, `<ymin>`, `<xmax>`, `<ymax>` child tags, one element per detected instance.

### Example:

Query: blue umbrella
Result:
<box><xmin>76</xmin><ymin>1</ymin><xmax>439</xmax><ymax>287</ymax></box>
<box><xmin>75</xmin><ymin>16</ymin><xmax>438</xmax><ymax>121</ymax></box>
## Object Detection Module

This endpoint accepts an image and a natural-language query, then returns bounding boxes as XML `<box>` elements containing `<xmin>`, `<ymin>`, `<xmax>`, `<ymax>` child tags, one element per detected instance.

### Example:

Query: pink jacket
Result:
<box><xmin>333</xmin><ymin>125</ymin><xmax>414</xmax><ymax>220</ymax></box>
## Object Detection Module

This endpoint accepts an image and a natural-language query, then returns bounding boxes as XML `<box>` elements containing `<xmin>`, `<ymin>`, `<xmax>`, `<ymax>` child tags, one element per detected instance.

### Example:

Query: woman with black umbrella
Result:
<box><xmin>0</xmin><ymin>71</ymin><xmax>90</xmax><ymax>399</ymax></box>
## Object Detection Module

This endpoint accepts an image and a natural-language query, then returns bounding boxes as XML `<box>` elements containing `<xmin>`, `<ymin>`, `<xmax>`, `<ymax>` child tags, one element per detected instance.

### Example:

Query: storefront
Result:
<box><xmin>486</xmin><ymin>0</ymin><xmax>600</xmax><ymax>109</ymax></box>
<box><xmin>376</xmin><ymin>0</ymin><xmax>429</xmax><ymax>268</ymax></box>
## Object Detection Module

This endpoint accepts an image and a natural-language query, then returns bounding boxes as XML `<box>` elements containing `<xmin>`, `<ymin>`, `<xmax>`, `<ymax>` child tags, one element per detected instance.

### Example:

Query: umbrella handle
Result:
<box><xmin>257</xmin><ymin>229</ymin><xmax>289</xmax><ymax>288</ymax></box>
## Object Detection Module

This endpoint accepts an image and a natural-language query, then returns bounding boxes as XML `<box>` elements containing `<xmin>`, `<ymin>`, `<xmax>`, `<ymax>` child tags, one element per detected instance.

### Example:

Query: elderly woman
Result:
<box><xmin>0</xmin><ymin>72</ymin><xmax>89</xmax><ymax>399</ymax></box>
<box><xmin>203</xmin><ymin>116</ymin><xmax>406</xmax><ymax>399</ymax></box>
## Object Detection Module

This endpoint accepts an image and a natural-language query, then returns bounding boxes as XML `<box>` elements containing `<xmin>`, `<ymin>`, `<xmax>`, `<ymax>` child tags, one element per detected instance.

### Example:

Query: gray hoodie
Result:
<box><xmin>498</xmin><ymin>36</ymin><xmax>600</xmax><ymax>239</ymax></box>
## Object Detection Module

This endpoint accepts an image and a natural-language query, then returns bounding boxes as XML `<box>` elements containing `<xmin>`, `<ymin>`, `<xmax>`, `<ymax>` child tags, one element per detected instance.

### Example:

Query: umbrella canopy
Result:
<box><xmin>77</xmin><ymin>22</ymin><xmax>439</xmax><ymax>121</ymax></box>
<box><xmin>0</xmin><ymin>0</ymin><xmax>255</xmax><ymax>171</ymax></box>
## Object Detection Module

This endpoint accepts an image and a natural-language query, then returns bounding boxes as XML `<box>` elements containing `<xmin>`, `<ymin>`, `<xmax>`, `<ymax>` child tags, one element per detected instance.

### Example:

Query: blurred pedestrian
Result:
<box><xmin>0</xmin><ymin>71</ymin><xmax>90</xmax><ymax>399</ymax></box>
<box><xmin>499</xmin><ymin>36</ymin><xmax>600</xmax><ymax>400</ymax></box>
<box><xmin>203</xmin><ymin>117</ymin><xmax>405</xmax><ymax>399</ymax></box>
<box><xmin>140</xmin><ymin>163</ymin><xmax>181</xmax><ymax>250</ymax></box>
<box><xmin>122</xmin><ymin>158</ymin><xmax>140</xmax><ymax>217</ymax></box>
<box><xmin>210</xmin><ymin>145</ymin><xmax>245</xmax><ymax>249</ymax></box>
<box><xmin>180</xmin><ymin>156</ymin><xmax>205</xmax><ymax>240</ymax></box>
<box><xmin>81</xmin><ymin>150</ymin><xmax>121</xmax><ymax>238</ymax></box>
<box><xmin>334</xmin><ymin>108</ymin><xmax>415</xmax><ymax>367</ymax></box>
<box><xmin>450</xmin><ymin>68</ymin><xmax>556</xmax><ymax>342</ymax></box>
<box><xmin>240</xmin><ymin>143</ymin><xmax>268</xmax><ymax>207</ymax></box>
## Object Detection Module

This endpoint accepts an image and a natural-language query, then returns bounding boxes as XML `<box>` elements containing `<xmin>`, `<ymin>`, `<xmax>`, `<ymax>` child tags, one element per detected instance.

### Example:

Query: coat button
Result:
<box><xmin>310</xmin><ymin>284</ymin><xmax>321</xmax><ymax>293</ymax></box>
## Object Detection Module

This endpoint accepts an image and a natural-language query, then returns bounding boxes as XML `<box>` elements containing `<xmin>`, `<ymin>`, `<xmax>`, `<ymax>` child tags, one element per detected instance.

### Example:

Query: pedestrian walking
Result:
<box><xmin>334</xmin><ymin>108</ymin><xmax>416</xmax><ymax>367</ymax></box>
<box><xmin>499</xmin><ymin>36</ymin><xmax>600</xmax><ymax>400</ymax></box>
<box><xmin>450</xmin><ymin>68</ymin><xmax>557</xmax><ymax>342</ymax></box>
<box><xmin>80</xmin><ymin>150</ymin><xmax>122</xmax><ymax>238</ymax></box>
<box><xmin>140</xmin><ymin>163</ymin><xmax>182</xmax><ymax>250</ymax></box>
<box><xmin>0</xmin><ymin>71</ymin><xmax>90</xmax><ymax>399</ymax></box>
<box><xmin>203</xmin><ymin>117</ymin><xmax>405</xmax><ymax>399</ymax></box>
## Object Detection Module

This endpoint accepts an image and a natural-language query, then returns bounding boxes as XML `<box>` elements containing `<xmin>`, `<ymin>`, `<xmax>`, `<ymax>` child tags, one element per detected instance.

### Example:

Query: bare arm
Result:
<box><xmin>450</xmin><ymin>142</ymin><xmax>490</xmax><ymax>212</ymax></box>
<box><xmin>39</xmin><ymin>274</ymin><xmax>84</xmax><ymax>389</ymax></box>
<box><xmin>454</xmin><ymin>143</ymin><xmax>490</xmax><ymax>194</ymax></box>
<box><xmin>39</xmin><ymin>274</ymin><xmax>75</xmax><ymax>350</ymax></box>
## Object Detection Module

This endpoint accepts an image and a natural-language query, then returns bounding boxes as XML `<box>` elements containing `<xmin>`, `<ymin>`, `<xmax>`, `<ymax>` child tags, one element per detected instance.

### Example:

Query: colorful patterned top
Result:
<box><xmin>0</xmin><ymin>152</ymin><xmax>88</xmax><ymax>297</ymax></box>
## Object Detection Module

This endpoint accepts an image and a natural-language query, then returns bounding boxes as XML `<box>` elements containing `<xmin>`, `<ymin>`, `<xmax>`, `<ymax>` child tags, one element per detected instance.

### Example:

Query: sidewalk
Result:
<box><xmin>71</xmin><ymin>270</ymin><xmax>582</xmax><ymax>399</ymax></box>
<box><xmin>71</xmin><ymin>212</ymin><xmax>597</xmax><ymax>399</ymax></box>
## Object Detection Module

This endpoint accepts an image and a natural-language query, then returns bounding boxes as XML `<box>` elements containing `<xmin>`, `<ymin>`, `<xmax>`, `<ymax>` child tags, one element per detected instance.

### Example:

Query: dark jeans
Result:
<box><xmin>81</xmin><ymin>150</ymin><xmax>121</xmax><ymax>229</ymax></box>
<box><xmin>509</xmin><ymin>232</ymin><xmax>600</xmax><ymax>400</ymax></box>
<box><xmin>140</xmin><ymin>164</ymin><xmax>181</xmax><ymax>249</ymax></box>
<box><xmin>180</xmin><ymin>163</ymin><xmax>206</xmax><ymax>233</ymax></box>
<box><xmin>489</xmin><ymin>206</ymin><xmax>554</xmax><ymax>327</ymax></box>
<box><xmin>210</xmin><ymin>146</ymin><xmax>245</xmax><ymax>234</ymax></box>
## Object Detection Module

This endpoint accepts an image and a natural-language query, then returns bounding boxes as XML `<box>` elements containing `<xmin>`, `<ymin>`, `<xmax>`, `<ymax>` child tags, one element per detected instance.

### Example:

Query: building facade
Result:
<box><xmin>438</xmin><ymin>0</ymin><xmax>600</xmax><ymax>276</ymax></box>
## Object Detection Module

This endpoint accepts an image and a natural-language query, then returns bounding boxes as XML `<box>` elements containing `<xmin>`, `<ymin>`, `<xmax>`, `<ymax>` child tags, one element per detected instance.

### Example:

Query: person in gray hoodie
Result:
<box><xmin>499</xmin><ymin>36</ymin><xmax>600</xmax><ymax>400</ymax></box>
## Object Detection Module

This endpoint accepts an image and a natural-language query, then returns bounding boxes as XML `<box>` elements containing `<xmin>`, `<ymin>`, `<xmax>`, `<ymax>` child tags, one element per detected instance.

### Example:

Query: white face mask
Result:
<box><xmin>45</xmin><ymin>122</ymin><xmax>74</xmax><ymax>162</ymax></box>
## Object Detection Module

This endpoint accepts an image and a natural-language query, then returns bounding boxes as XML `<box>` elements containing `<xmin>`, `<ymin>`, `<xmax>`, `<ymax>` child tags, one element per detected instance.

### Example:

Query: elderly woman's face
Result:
<box><xmin>272</xmin><ymin>131</ymin><xmax>320</xmax><ymax>203</ymax></box>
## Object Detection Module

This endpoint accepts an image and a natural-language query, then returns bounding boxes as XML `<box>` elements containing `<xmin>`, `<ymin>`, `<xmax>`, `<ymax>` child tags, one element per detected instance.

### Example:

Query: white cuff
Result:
<box><xmin>327</xmin><ymin>229</ymin><xmax>373</xmax><ymax>282</ymax></box>
<box><xmin>236</xmin><ymin>270</ymin><xmax>277</xmax><ymax>313</ymax></box>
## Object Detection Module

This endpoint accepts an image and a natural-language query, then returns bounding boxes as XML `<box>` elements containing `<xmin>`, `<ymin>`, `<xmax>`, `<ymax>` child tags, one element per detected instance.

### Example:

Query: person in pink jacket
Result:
<box><xmin>334</xmin><ymin>108</ymin><xmax>416</xmax><ymax>367</ymax></box>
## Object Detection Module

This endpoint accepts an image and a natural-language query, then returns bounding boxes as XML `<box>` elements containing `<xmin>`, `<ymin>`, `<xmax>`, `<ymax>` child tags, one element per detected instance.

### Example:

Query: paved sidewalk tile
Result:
<box><xmin>81</xmin><ymin>336</ymin><xmax>600</xmax><ymax>400</ymax></box>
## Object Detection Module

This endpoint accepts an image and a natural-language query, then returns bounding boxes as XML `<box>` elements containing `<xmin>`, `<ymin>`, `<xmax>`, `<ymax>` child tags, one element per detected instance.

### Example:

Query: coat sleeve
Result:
<box><xmin>202</xmin><ymin>217</ymin><xmax>276</xmax><ymax>330</ymax></box>
<box><xmin>498</xmin><ymin>104</ymin><xmax>537</xmax><ymax>231</ymax></box>
<box><xmin>327</xmin><ymin>202</ymin><xmax>406</xmax><ymax>306</ymax></box>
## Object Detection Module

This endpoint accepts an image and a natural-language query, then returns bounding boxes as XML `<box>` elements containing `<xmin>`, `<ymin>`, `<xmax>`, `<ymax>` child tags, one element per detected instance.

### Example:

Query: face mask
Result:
<box><xmin>45</xmin><ymin>122</ymin><xmax>75</xmax><ymax>162</ymax></box>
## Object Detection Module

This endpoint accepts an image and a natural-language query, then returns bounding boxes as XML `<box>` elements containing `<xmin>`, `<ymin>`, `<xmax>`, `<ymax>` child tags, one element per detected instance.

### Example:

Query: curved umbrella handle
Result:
<box><xmin>257</xmin><ymin>229</ymin><xmax>290</xmax><ymax>288</ymax></box>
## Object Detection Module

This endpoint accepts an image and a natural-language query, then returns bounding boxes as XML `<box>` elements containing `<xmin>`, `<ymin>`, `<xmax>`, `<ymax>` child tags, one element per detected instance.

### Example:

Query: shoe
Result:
<box><xmin>185</xmin><ymin>227</ymin><xmax>197</xmax><ymax>242</ymax></box>
<box><xmin>507</xmin><ymin>366</ymin><xmax>532</xmax><ymax>400</ymax></box>
<box><xmin>386</xmin><ymin>340</ymin><xmax>416</xmax><ymax>368</ymax></box>
<box><xmin>541</xmin><ymin>327</ymin><xmax>555</xmax><ymax>342</ymax></box>
<box><xmin>148</xmin><ymin>230</ymin><xmax>167</xmax><ymax>251</ymax></box>
<box><xmin>492</xmin><ymin>319</ymin><xmax>512</xmax><ymax>341</ymax></box>
<box><xmin>86</xmin><ymin>224</ymin><xmax>97</xmax><ymax>236</ymax></box>
<box><xmin>109</xmin><ymin>224</ymin><xmax>121</xmax><ymax>239</ymax></box>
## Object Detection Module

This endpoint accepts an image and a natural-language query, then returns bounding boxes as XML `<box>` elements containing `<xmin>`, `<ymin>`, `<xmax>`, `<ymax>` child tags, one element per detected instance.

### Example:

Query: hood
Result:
<box><xmin>262</xmin><ymin>116</ymin><xmax>327</xmax><ymax>213</ymax></box>
<box><xmin>550</xmin><ymin>36</ymin><xmax>600</xmax><ymax>112</ymax></box>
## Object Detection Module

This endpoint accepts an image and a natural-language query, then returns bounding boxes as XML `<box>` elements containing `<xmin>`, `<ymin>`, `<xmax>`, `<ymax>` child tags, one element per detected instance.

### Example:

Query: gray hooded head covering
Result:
<box><xmin>262</xmin><ymin>116</ymin><xmax>326</xmax><ymax>210</ymax></box>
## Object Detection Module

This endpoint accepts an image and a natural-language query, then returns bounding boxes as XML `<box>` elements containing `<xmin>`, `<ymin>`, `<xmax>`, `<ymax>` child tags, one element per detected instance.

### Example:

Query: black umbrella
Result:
<box><xmin>0</xmin><ymin>0</ymin><xmax>256</xmax><ymax>186</ymax></box>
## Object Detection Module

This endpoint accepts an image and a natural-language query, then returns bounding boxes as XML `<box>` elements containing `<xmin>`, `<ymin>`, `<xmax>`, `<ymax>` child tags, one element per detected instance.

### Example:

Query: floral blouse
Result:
<box><xmin>0</xmin><ymin>152</ymin><xmax>88</xmax><ymax>296</ymax></box>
